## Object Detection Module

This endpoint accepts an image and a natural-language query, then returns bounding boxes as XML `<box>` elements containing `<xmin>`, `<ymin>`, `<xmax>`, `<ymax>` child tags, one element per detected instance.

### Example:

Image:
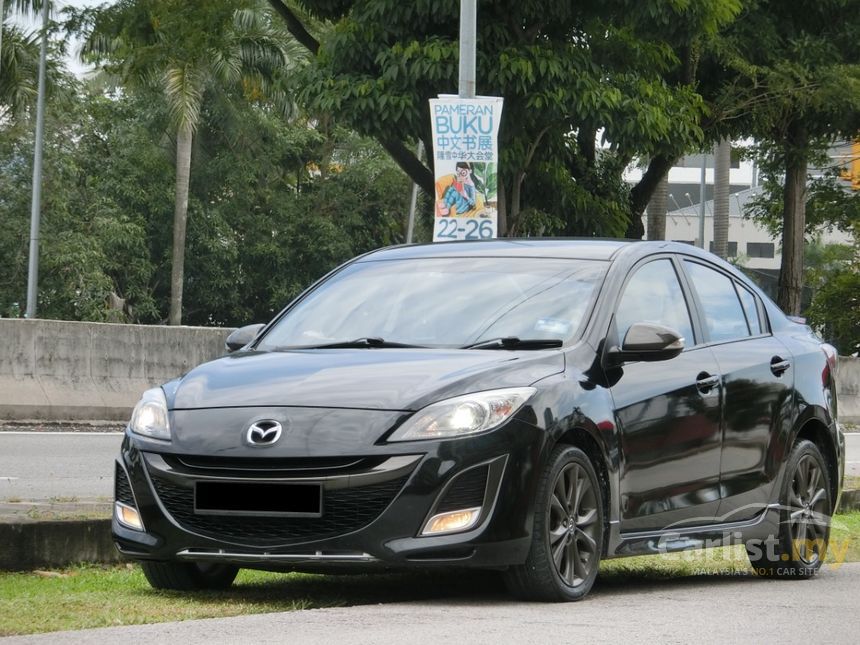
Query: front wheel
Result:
<box><xmin>747</xmin><ymin>439</ymin><xmax>832</xmax><ymax>578</ymax></box>
<box><xmin>505</xmin><ymin>445</ymin><xmax>604</xmax><ymax>601</ymax></box>
<box><xmin>140</xmin><ymin>561</ymin><xmax>239</xmax><ymax>591</ymax></box>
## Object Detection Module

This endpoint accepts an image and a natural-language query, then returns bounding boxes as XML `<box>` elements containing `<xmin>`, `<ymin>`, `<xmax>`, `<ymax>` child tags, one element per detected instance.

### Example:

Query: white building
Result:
<box><xmin>626</xmin><ymin>151</ymin><xmax>854</xmax><ymax>271</ymax></box>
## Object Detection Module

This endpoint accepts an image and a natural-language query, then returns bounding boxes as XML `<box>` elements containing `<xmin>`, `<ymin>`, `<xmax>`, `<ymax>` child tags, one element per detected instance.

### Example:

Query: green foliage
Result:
<box><xmin>743</xmin><ymin>148</ymin><xmax>860</xmax><ymax>353</ymax></box>
<box><xmin>0</xmin><ymin>77</ymin><xmax>409</xmax><ymax>325</ymax></box>
<box><xmin>289</xmin><ymin>0</ymin><xmax>742</xmax><ymax>234</ymax></box>
<box><xmin>744</xmin><ymin>136</ymin><xmax>860</xmax><ymax>239</ymax></box>
<box><xmin>0</xmin><ymin>88</ymin><xmax>168</xmax><ymax>321</ymax></box>
<box><xmin>805</xmin><ymin>244</ymin><xmax>860</xmax><ymax>355</ymax></box>
<box><xmin>709</xmin><ymin>0</ymin><xmax>860</xmax><ymax>143</ymax></box>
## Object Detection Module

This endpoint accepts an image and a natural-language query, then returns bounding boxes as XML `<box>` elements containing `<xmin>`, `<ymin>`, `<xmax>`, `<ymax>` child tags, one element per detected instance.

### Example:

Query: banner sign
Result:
<box><xmin>429</xmin><ymin>96</ymin><xmax>503</xmax><ymax>242</ymax></box>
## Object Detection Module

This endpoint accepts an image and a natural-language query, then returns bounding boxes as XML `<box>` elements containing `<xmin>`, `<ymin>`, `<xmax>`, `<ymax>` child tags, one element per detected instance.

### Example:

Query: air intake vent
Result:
<box><xmin>115</xmin><ymin>463</ymin><xmax>135</xmax><ymax>506</ymax></box>
<box><xmin>436</xmin><ymin>464</ymin><xmax>489</xmax><ymax>514</ymax></box>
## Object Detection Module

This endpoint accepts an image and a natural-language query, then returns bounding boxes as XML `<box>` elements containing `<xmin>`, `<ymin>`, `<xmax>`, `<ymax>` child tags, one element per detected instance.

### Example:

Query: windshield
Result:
<box><xmin>256</xmin><ymin>257</ymin><xmax>607</xmax><ymax>350</ymax></box>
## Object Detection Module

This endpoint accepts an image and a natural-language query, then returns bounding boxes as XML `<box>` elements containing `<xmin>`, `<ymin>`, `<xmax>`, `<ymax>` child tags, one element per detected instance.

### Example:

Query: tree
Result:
<box><xmin>270</xmin><ymin>0</ymin><xmax>742</xmax><ymax>237</ymax></box>
<box><xmin>78</xmin><ymin>0</ymin><xmax>292</xmax><ymax>324</ymax></box>
<box><xmin>0</xmin><ymin>76</ymin><xmax>410</xmax><ymax>324</ymax></box>
<box><xmin>745</xmin><ymin>158</ymin><xmax>859</xmax><ymax>352</ymax></box>
<box><xmin>1</xmin><ymin>0</ymin><xmax>69</xmax><ymax>127</ymax></box>
<box><xmin>707</xmin><ymin>0</ymin><xmax>860</xmax><ymax>313</ymax></box>
<box><xmin>646</xmin><ymin>172</ymin><xmax>668</xmax><ymax>241</ymax></box>
<box><xmin>0</xmin><ymin>85</ymin><xmax>164</xmax><ymax>320</ymax></box>
<box><xmin>805</xmin><ymin>244</ymin><xmax>859</xmax><ymax>355</ymax></box>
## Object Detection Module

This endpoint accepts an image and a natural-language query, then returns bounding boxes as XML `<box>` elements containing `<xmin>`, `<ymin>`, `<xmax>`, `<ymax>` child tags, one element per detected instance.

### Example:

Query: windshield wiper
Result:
<box><xmin>287</xmin><ymin>337</ymin><xmax>428</xmax><ymax>350</ymax></box>
<box><xmin>461</xmin><ymin>337</ymin><xmax>564</xmax><ymax>350</ymax></box>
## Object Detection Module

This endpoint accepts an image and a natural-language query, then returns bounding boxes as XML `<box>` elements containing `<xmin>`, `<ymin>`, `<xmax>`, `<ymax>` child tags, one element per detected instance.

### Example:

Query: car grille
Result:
<box><xmin>115</xmin><ymin>463</ymin><xmax>135</xmax><ymax>507</ymax></box>
<box><xmin>435</xmin><ymin>464</ymin><xmax>489</xmax><ymax>513</ymax></box>
<box><xmin>167</xmin><ymin>454</ymin><xmax>379</xmax><ymax>475</ymax></box>
<box><xmin>150</xmin><ymin>473</ymin><xmax>409</xmax><ymax>546</ymax></box>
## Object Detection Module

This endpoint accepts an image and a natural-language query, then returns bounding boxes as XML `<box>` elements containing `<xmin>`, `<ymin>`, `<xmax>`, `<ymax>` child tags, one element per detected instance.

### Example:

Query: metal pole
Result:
<box><xmin>458</xmin><ymin>0</ymin><xmax>476</xmax><ymax>98</ymax></box>
<box><xmin>698</xmin><ymin>153</ymin><xmax>707</xmax><ymax>249</ymax></box>
<box><xmin>406</xmin><ymin>141</ymin><xmax>424</xmax><ymax>243</ymax></box>
<box><xmin>25</xmin><ymin>0</ymin><xmax>49</xmax><ymax>318</ymax></box>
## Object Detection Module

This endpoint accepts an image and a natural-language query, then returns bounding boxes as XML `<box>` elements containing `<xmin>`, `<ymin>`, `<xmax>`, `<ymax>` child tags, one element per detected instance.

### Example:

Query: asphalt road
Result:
<box><xmin>4</xmin><ymin>563</ymin><xmax>860</xmax><ymax>644</ymax></box>
<box><xmin>0</xmin><ymin>429</ymin><xmax>859</xmax><ymax>504</ymax></box>
<box><xmin>0</xmin><ymin>432</ymin><xmax>121</xmax><ymax>502</ymax></box>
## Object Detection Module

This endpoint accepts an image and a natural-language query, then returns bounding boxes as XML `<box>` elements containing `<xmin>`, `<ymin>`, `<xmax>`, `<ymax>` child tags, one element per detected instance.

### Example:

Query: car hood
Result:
<box><xmin>166</xmin><ymin>348</ymin><xmax>564</xmax><ymax>411</ymax></box>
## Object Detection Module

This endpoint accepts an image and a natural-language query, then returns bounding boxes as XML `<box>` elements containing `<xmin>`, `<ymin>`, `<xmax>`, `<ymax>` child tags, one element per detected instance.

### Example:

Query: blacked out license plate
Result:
<box><xmin>194</xmin><ymin>481</ymin><xmax>322</xmax><ymax>517</ymax></box>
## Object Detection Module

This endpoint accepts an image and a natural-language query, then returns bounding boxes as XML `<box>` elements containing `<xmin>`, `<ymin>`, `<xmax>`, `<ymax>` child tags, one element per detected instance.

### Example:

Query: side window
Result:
<box><xmin>684</xmin><ymin>261</ymin><xmax>750</xmax><ymax>342</ymax></box>
<box><xmin>615</xmin><ymin>259</ymin><xmax>695</xmax><ymax>346</ymax></box>
<box><xmin>735</xmin><ymin>284</ymin><xmax>762</xmax><ymax>335</ymax></box>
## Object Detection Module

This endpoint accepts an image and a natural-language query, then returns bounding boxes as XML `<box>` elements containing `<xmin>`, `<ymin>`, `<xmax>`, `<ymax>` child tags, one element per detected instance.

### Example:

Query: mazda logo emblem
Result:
<box><xmin>246</xmin><ymin>420</ymin><xmax>283</xmax><ymax>447</ymax></box>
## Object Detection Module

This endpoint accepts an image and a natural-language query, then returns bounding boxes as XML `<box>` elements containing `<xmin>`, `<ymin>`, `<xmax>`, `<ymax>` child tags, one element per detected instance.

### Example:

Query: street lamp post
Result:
<box><xmin>25</xmin><ymin>0</ymin><xmax>49</xmax><ymax>318</ymax></box>
<box><xmin>458</xmin><ymin>0</ymin><xmax>476</xmax><ymax>99</ymax></box>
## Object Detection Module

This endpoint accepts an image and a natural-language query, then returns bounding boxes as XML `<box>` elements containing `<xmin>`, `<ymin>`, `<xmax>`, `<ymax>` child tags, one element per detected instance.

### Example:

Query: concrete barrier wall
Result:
<box><xmin>0</xmin><ymin>319</ymin><xmax>232</xmax><ymax>421</ymax></box>
<box><xmin>838</xmin><ymin>356</ymin><xmax>860</xmax><ymax>423</ymax></box>
<box><xmin>0</xmin><ymin>318</ymin><xmax>858</xmax><ymax>422</ymax></box>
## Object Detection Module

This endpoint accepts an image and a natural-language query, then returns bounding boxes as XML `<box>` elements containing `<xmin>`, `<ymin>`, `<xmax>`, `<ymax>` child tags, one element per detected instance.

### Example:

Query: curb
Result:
<box><xmin>840</xmin><ymin>489</ymin><xmax>860</xmax><ymax>513</ymax></box>
<box><xmin>0</xmin><ymin>519</ymin><xmax>123</xmax><ymax>571</ymax></box>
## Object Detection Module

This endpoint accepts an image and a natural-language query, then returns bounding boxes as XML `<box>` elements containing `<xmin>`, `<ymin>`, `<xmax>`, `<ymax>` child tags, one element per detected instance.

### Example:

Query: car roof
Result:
<box><xmin>359</xmin><ymin>238</ymin><xmax>716</xmax><ymax>263</ymax></box>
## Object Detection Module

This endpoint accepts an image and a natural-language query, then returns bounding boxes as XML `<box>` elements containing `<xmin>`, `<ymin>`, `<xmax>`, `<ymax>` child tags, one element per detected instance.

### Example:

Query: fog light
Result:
<box><xmin>421</xmin><ymin>507</ymin><xmax>481</xmax><ymax>536</ymax></box>
<box><xmin>115</xmin><ymin>502</ymin><xmax>144</xmax><ymax>531</ymax></box>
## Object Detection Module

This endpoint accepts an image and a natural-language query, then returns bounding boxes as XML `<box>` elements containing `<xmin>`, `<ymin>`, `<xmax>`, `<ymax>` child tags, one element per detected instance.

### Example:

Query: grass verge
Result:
<box><xmin>2</xmin><ymin>511</ymin><xmax>859</xmax><ymax>637</ymax></box>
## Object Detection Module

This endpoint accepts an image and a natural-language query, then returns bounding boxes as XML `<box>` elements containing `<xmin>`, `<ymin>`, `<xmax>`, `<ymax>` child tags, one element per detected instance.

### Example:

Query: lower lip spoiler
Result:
<box><xmin>175</xmin><ymin>548</ymin><xmax>378</xmax><ymax>564</ymax></box>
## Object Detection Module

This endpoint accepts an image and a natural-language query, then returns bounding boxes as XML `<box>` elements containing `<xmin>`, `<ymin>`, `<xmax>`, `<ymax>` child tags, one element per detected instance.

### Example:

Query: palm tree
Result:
<box><xmin>81</xmin><ymin>0</ymin><xmax>292</xmax><ymax>324</ymax></box>
<box><xmin>1</xmin><ymin>0</ymin><xmax>51</xmax><ymax>122</ymax></box>
<box><xmin>0</xmin><ymin>25</ymin><xmax>40</xmax><ymax>121</ymax></box>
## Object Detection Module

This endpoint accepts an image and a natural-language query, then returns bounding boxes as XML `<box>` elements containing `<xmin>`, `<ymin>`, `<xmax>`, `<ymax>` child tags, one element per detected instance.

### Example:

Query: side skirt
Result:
<box><xmin>606</xmin><ymin>504</ymin><xmax>781</xmax><ymax>558</ymax></box>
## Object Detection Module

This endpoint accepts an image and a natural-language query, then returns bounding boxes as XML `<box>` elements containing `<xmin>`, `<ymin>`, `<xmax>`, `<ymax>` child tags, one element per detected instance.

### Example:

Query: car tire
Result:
<box><xmin>140</xmin><ymin>561</ymin><xmax>239</xmax><ymax>591</ymax></box>
<box><xmin>747</xmin><ymin>439</ymin><xmax>832</xmax><ymax>578</ymax></box>
<box><xmin>504</xmin><ymin>444</ymin><xmax>604</xmax><ymax>601</ymax></box>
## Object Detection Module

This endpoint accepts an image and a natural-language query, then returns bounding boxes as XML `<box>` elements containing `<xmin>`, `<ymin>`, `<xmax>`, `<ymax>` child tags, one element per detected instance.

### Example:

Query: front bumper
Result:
<box><xmin>113</xmin><ymin>418</ymin><xmax>544</xmax><ymax>570</ymax></box>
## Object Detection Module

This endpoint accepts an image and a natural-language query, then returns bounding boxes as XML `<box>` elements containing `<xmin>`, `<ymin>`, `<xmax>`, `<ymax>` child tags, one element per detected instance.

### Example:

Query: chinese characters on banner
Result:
<box><xmin>429</xmin><ymin>96</ymin><xmax>504</xmax><ymax>242</ymax></box>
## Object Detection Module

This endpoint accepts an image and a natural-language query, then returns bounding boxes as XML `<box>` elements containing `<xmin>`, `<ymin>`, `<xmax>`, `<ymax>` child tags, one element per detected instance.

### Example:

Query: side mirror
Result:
<box><xmin>225</xmin><ymin>323</ymin><xmax>265</xmax><ymax>353</ymax></box>
<box><xmin>612</xmin><ymin>322</ymin><xmax>684</xmax><ymax>363</ymax></box>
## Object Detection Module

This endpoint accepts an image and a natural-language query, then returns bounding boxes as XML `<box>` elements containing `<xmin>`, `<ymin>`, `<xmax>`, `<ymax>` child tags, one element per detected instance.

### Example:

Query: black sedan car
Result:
<box><xmin>114</xmin><ymin>239</ymin><xmax>844</xmax><ymax>601</ymax></box>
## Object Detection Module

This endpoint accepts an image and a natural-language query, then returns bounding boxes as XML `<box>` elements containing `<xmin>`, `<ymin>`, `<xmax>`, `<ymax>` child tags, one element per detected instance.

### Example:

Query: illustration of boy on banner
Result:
<box><xmin>436</xmin><ymin>162</ymin><xmax>479</xmax><ymax>217</ymax></box>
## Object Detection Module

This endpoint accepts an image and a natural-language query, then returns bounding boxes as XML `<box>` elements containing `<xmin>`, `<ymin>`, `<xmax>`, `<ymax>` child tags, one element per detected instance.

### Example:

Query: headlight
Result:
<box><xmin>387</xmin><ymin>388</ymin><xmax>536</xmax><ymax>442</ymax></box>
<box><xmin>129</xmin><ymin>388</ymin><xmax>171</xmax><ymax>441</ymax></box>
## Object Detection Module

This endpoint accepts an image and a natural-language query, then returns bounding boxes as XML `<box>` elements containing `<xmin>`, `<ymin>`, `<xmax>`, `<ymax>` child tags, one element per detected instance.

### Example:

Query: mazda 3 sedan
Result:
<box><xmin>114</xmin><ymin>239</ymin><xmax>844</xmax><ymax>601</ymax></box>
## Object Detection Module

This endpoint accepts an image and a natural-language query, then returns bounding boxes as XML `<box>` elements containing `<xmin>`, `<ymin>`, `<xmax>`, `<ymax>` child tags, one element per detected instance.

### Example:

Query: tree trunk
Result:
<box><xmin>712</xmin><ymin>139</ymin><xmax>731</xmax><ymax>259</ymax></box>
<box><xmin>379</xmin><ymin>138</ymin><xmax>434</xmax><ymax>195</ymax></box>
<box><xmin>497</xmin><ymin>180</ymin><xmax>507</xmax><ymax>236</ymax></box>
<box><xmin>777</xmin><ymin>127</ymin><xmax>808</xmax><ymax>315</ymax></box>
<box><xmin>646</xmin><ymin>172</ymin><xmax>669</xmax><ymax>240</ymax></box>
<box><xmin>169</xmin><ymin>121</ymin><xmax>193</xmax><ymax>326</ymax></box>
<box><xmin>629</xmin><ymin>154</ymin><xmax>675</xmax><ymax>239</ymax></box>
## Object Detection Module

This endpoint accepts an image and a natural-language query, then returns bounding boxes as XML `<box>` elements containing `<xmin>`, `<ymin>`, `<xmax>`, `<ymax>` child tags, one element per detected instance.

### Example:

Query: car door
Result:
<box><xmin>609</xmin><ymin>257</ymin><xmax>723</xmax><ymax>533</ymax></box>
<box><xmin>681</xmin><ymin>260</ymin><xmax>794</xmax><ymax>522</ymax></box>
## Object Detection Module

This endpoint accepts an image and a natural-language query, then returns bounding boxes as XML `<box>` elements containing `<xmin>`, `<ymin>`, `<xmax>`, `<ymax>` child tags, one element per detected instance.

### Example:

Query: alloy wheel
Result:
<box><xmin>547</xmin><ymin>462</ymin><xmax>599</xmax><ymax>587</ymax></box>
<box><xmin>788</xmin><ymin>454</ymin><xmax>829</xmax><ymax>566</ymax></box>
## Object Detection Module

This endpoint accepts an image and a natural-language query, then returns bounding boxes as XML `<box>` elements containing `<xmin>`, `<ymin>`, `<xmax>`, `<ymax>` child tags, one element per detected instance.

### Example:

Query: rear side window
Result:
<box><xmin>735</xmin><ymin>284</ymin><xmax>762</xmax><ymax>335</ymax></box>
<box><xmin>684</xmin><ymin>261</ymin><xmax>750</xmax><ymax>342</ymax></box>
<box><xmin>615</xmin><ymin>259</ymin><xmax>695</xmax><ymax>346</ymax></box>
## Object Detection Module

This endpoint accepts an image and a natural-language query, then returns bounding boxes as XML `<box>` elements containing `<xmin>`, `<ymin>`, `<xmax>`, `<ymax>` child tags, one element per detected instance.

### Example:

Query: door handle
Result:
<box><xmin>770</xmin><ymin>356</ymin><xmax>790</xmax><ymax>377</ymax></box>
<box><xmin>696</xmin><ymin>372</ymin><xmax>721</xmax><ymax>394</ymax></box>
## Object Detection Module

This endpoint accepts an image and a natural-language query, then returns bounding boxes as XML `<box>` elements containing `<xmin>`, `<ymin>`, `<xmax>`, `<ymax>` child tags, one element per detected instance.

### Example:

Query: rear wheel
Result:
<box><xmin>140</xmin><ymin>561</ymin><xmax>239</xmax><ymax>591</ymax></box>
<box><xmin>505</xmin><ymin>445</ymin><xmax>604</xmax><ymax>601</ymax></box>
<box><xmin>747</xmin><ymin>439</ymin><xmax>832</xmax><ymax>578</ymax></box>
